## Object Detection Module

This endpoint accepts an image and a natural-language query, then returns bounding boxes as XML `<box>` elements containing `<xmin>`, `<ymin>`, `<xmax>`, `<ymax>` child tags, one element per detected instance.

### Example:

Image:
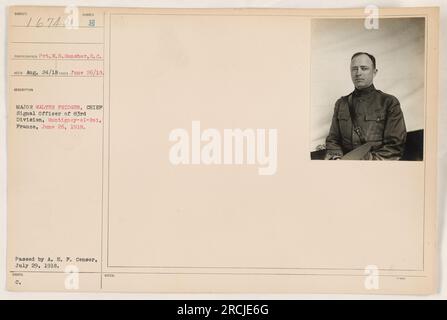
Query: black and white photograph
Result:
<box><xmin>310</xmin><ymin>18</ymin><xmax>425</xmax><ymax>161</ymax></box>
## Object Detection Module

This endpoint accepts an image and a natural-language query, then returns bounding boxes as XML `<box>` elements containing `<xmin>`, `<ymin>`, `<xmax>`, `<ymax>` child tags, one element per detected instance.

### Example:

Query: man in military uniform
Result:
<box><xmin>325</xmin><ymin>52</ymin><xmax>407</xmax><ymax>160</ymax></box>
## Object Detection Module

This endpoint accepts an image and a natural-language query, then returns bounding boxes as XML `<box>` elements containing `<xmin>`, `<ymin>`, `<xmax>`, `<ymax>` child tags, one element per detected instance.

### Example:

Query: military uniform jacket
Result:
<box><xmin>325</xmin><ymin>84</ymin><xmax>407</xmax><ymax>160</ymax></box>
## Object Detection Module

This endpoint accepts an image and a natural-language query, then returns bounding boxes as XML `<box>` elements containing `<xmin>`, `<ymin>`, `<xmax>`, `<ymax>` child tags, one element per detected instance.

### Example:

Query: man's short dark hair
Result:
<box><xmin>351</xmin><ymin>52</ymin><xmax>376</xmax><ymax>69</ymax></box>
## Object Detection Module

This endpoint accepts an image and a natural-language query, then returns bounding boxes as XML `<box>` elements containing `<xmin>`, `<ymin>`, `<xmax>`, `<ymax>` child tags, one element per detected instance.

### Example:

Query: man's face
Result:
<box><xmin>350</xmin><ymin>54</ymin><xmax>377</xmax><ymax>89</ymax></box>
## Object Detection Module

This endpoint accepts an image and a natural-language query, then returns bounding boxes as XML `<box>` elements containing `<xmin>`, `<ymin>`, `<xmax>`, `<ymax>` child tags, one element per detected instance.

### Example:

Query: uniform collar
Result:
<box><xmin>353</xmin><ymin>84</ymin><xmax>376</xmax><ymax>97</ymax></box>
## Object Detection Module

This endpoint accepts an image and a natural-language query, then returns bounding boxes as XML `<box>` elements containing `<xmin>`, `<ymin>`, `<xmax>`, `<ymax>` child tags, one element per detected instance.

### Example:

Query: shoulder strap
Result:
<box><xmin>347</xmin><ymin>94</ymin><xmax>367</xmax><ymax>144</ymax></box>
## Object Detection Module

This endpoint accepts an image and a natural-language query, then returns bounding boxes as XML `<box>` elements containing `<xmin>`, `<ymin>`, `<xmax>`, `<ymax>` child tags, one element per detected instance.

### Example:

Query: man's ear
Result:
<box><xmin>373</xmin><ymin>68</ymin><xmax>378</xmax><ymax>77</ymax></box>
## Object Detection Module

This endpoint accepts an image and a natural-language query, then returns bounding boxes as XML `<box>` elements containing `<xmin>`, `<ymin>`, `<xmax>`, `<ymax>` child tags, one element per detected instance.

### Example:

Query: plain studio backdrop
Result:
<box><xmin>311</xmin><ymin>18</ymin><xmax>425</xmax><ymax>150</ymax></box>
